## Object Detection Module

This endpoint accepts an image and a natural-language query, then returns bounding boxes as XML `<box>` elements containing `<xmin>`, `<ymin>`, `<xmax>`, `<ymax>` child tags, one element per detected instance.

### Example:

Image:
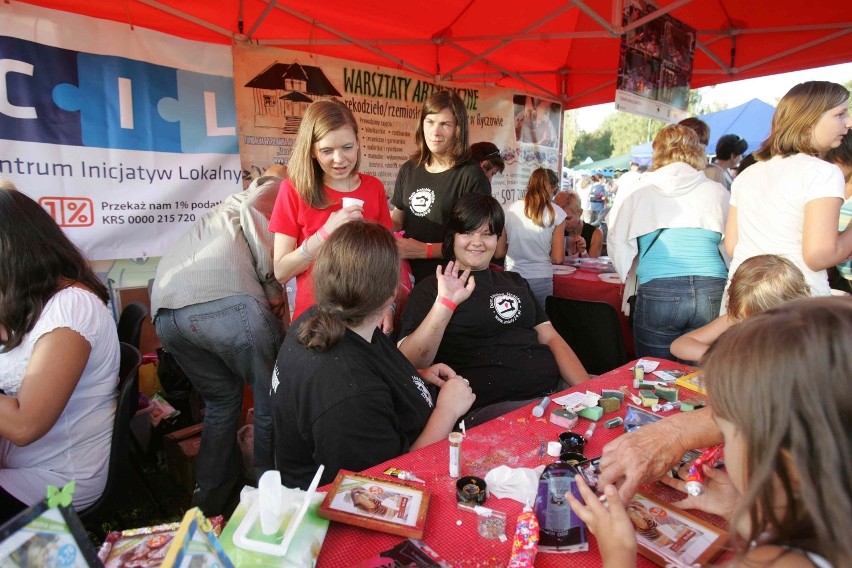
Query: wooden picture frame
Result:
<box><xmin>630</xmin><ymin>492</ymin><xmax>728</xmax><ymax>567</ymax></box>
<box><xmin>318</xmin><ymin>471</ymin><xmax>430</xmax><ymax>539</ymax></box>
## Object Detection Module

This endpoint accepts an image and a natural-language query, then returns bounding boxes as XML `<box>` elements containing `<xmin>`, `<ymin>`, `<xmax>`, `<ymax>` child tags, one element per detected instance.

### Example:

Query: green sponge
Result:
<box><xmin>680</xmin><ymin>398</ymin><xmax>706</xmax><ymax>412</ymax></box>
<box><xmin>654</xmin><ymin>385</ymin><xmax>679</xmax><ymax>402</ymax></box>
<box><xmin>638</xmin><ymin>389</ymin><xmax>658</xmax><ymax>408</ymax></box>
<box><xmin>601</xmin><ymin>389</ymin><xmax>624</xmax><ymax>402</ymax></box>
<box><xmin>599</xmin><ymin>397</ymin><xmax>621</xmax><ymax>414</ymax></box>
<box><xmin>577</xmin><ymin>405</ymin><xmax>604</xmax><ymax>421</ymax></box>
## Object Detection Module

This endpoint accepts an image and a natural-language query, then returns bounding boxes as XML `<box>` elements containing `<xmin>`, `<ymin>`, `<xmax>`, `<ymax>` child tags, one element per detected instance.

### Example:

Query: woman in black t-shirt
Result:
<box><xmin>398</xmin><ymin>194</ymin><xmax>590</xmax><ymax>426</ymax></box>
<box><xmin>270</xmin><ymin>221</ymin><xmax>474</xmax><ymax>489</ymax></box>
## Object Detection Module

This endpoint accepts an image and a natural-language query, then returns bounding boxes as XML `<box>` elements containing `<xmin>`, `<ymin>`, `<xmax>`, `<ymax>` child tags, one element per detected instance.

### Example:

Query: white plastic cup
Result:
<box><xmin>258</xmin><ymin>470</ymin><xmax>284</xmax><ymax>535</ymax></box>
<box><xmin>342</xmin><ymin>197</ymin><xmax>364</xmax><ymax>208</ymax></box>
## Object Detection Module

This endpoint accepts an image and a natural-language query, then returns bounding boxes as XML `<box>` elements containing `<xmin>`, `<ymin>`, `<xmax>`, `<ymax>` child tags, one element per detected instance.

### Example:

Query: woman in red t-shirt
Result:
<box><xmin>269</xmin><ymin>99</ymin><xmax>393</xmax><ymax>323</ymax></box>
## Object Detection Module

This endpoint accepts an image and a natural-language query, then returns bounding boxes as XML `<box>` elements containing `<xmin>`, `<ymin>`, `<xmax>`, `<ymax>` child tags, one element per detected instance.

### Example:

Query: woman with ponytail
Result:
<box><xmin>270</xmin><ymin>221</ymin><xmax>475</xmax><ymax>489</ymax></box>
<box><xmin>501</xmin><ymin>168</ymin><xmax>566</xmax><ymax>311</ymax></box>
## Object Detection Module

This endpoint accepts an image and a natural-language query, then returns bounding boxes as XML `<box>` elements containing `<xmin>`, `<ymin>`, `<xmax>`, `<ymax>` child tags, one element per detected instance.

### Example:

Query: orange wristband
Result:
<box><xmin>317</xmin><ymin>227</ymin><xmax>330</xmax><ymax>241</ymax></box>
<box><xmin>436</xmin><ymin>296</ymin><xmax>457</xmax><ymax>312</ymax></box>
<box><xmin>425</xmin><ymin>242</ymin><xmax>434</xmax><ymax>259</ymax></box>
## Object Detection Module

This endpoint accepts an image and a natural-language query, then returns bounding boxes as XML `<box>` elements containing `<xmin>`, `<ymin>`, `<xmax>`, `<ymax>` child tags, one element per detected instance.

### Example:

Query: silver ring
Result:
<box><xmin>462</xmin><ymin>379</ymin><xmax>469</xmax><ymax>385</ymax></box>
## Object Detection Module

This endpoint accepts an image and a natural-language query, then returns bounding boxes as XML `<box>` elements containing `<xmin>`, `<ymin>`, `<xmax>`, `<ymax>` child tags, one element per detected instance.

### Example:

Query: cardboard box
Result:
<box><xmin>164</xmin><ymin>423</ymin><xmax>203</xmax><ymax>494</ymax></box>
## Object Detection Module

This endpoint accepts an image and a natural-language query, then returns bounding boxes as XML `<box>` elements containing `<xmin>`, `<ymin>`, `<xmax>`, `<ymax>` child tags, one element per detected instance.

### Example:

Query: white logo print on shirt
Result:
<box><xmin>409</xmin><ymin>188</ymin><xmax>435</xmax><ymax>217</ymax></box>
<box><xmin>271</xmin><ymin>365</ymin><xmax>280</xmax><ymax>394</ymax></box>
<box><xmin>411</xmin><ymin>375</ymin><xmax>434</xmax><ymax>408</ymax></box>
<box><xmin>490</xmin><ymin>293</ymin><xmax>521</xmax><ymax>324</ymax></box>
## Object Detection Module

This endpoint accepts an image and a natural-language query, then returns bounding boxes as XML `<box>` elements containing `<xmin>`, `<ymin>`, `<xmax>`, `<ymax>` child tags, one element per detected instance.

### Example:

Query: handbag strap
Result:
<box><xmin>639</xmin><ymin>228</ymin><xmax>665</xmax><ymax>259</ymax></box>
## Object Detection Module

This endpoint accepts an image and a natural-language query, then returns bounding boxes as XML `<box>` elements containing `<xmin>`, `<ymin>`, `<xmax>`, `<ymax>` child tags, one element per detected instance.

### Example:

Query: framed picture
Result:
<box><xmin>0</xmin><ymin>501</ymin><xmax>101</xmax><ymax>567</ymax></box>
<box><xmin>630</xmin><ymin>492</ymin><xmax>728</xmax><ymax>567</ymax></box>
<box><xmin>318</xmin><ymin>471</ymin><xmax>430</xmax><ymax>539</ymax></box>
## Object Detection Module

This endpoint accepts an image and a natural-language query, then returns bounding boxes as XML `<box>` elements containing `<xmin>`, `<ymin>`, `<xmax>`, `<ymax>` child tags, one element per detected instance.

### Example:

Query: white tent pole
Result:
<box><xmin>245</xmin><ymin>0</ymin><xmax>278</xmax><ymax>40</ymax></box>
<box><xmin>444</xmin><ymin>40</ymin><xmax>556</xmax><ymax>99</ymax></box>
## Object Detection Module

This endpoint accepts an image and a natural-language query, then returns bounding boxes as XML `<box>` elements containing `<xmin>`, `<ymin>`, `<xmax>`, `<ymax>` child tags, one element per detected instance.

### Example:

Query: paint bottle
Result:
<box><xmin>448</xmin><ymin>432</ymin><xmax>463</xmax><ymax>478</ymax></box>
<box><xmin>506</xmin><ymin>503</ymin><xmax>539</xmax><ymax>567</ymax></box>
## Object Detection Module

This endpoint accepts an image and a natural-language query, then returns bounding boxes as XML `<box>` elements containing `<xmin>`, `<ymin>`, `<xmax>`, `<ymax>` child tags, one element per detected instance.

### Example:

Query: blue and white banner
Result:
<box><xmin>0</xmin><ymin>4</ymin><xmax>240</xmax><ymax>259</ymax></box>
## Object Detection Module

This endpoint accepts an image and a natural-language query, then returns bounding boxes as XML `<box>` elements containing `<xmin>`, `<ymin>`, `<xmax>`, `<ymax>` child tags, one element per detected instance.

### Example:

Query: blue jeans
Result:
<box><xmin>155</xmin><ymin>295</ymin><xmax>283</xmax><ymax>516</ymax></box>
<box><xmin>633</xmin><ymin>276</ymin><xmax>725</xmax><ymax>361</ymax></box>
<box><xmin>525</xmin><ymin>277</ymin><xmax>553</xmax><ymax>314</ymax></box>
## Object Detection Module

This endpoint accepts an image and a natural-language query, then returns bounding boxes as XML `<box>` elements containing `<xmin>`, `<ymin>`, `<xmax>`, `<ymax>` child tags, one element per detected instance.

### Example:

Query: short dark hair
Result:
<box><xmin>442</xmin><ymin>193</ymin><xmax>505</xmax><ymax>261</ymax></box>
<box><xmin>678</xmin><ymin>117</ymin><xmax>710</xmax><ymax>146</ymax></box>
<box><xmin>715</xmin><ymin>134</ymin><xmax>748</xmax><ymax>160</ymax></box>
<box><xmin>470</xmin><ymin>142</ymin><xmax>505</xmax><ymax>173</ymax></box>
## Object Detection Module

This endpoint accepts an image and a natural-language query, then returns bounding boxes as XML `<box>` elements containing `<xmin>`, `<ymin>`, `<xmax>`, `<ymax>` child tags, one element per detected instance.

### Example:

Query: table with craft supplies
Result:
<box><xmin>552</xmin><ymin>267</ymin><xmax>635</xmax><ymax>355</ymax></box>
<box><xmin>316</xmin><ymin>359</ymin><xmax>724</xmax><ymax>567</ymax></box>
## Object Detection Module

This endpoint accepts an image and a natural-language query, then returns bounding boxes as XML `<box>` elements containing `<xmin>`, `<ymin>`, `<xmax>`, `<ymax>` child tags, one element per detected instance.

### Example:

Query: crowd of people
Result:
<box><xmin>2</xmin><ymin>81</ymin><xmax>851</xmax><ymax>566</ymax></box>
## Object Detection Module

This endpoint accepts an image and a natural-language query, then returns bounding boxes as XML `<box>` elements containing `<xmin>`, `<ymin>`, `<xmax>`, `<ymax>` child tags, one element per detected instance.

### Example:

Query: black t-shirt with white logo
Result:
<box><xmin>391</xmin><ymin>159</ymin><xmax>491</xmax><ymax>282</ymax></box>
<box><xmin>400</xmin><ymin>269</ymin><xmax>561</xmax><ymax>410</ymax></box>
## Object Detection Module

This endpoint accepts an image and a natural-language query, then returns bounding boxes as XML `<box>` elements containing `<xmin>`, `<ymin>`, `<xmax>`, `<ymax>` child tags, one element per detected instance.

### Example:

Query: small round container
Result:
<box><xmin>456</xmin><ymin>476</ymin><xmax>488</xmax><ymax>505</ymax></box>
<box><xmin>560</xmin><ymin>452</ymin><xmax>586</xmax><ymax>466</ymax></box>
<box><xmin>559</xmin><ymin>431</ymin><xmax>586</xmax><ymax>455</ymax></box>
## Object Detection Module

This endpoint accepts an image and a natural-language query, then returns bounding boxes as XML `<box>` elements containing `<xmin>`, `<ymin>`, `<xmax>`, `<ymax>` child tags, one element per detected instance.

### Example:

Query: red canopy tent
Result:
<box><xmin>15</xmin><ymin>0</ymin><xmax>852</xmax><ymax>108</ymax></box>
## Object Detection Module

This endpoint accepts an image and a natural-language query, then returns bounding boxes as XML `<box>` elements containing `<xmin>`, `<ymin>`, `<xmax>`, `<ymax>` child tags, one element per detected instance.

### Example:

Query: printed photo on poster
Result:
<box><xmin>513</xmin><ymin>95</ymin><xmax>561</xmax><ymax>148</ymax></box>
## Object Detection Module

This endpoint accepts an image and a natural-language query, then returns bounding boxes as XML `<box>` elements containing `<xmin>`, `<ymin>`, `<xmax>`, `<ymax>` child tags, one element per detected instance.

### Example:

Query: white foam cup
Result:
<box><xmin>342</xmin><ymin>197</ymin><xmax>364</xmax><ymax>208</ymax></box>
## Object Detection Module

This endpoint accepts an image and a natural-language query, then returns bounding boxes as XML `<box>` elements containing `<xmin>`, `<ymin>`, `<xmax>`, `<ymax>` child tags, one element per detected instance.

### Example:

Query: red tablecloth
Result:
<box><xmin>317</xmin><ymin>359</ymin><xmax>722</xmax><ymax>567</ymax></box>
<box><xmin>552</xmin><ymin>269</ymin><xmax>634</xmax><ymax>355</ymax></box>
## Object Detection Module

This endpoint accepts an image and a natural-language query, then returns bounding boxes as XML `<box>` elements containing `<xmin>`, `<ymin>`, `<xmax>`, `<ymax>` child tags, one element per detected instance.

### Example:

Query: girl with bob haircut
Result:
<box><xmin>569</xmin><ymin>296</ymin><xmax>852</xmax><ymax>568</ymax></box>
<box><xmin>0</xmin><ymin>187</ymin><xmax>120</xmax><ymax>521</ymax></box>
<box><xmin>726</xmin><ymin>81</ymin><xmax>852</xmax><ymax>298</ymax></box>
<box><xmin>671</xmin><ymin>254</ymin><xmax>810</xmax><ymax>361</ymax></box>
<box><xmin>554</xmin><ymin>190</ymin><xmax>603</xmax><ymax>258</ymax></box>
<box><xmin>607</xmin><ymin>124</ymin><xmax>729</xmax><ymax>360</ymax></box>
<box><xmin>269</xmin><ymin>98</ymin><xmax>393</xmax><ymax>322</ymax></box>
<box><xmin>501</xmin><ymin>167</ymin><xmax>567</xmax><ymax>310</ymax></box>
<box><xmin>399</xmin><ymin>193</ymin><xmax>589</xmax><ymax>426</ymax></box>
<box><xmin>391</xmin><ymin>91</ymin><xmax>491</xmax><ymax>283</ymax></box>
<box><xmin>270</xmin><ymin>221</ymin><xmax>474</xmax><ymax>489</ymax></box>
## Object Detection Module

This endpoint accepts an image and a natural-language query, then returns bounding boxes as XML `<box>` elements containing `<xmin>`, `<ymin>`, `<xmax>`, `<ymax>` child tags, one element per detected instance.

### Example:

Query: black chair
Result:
<box><xmin>79</xmin><ymin>342</ymin><xmax>142</xmax><ymax>525</ymax></box>
<box><xmin>545</xmin><ymin>296</ymin><xmax>629</xmax><ymax>376</ymax></box>
<box><xmin>117</xmin><ymin>301</ymin><xmax>148</xmax><ymax>350</ymax></box>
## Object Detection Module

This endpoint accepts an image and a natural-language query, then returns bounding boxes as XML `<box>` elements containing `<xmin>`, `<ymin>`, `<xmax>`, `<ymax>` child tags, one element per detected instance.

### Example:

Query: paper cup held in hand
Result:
<box><xmin>342</xmin><ymin>197</ymin><xmax>364</xmax><ymax>208</ymax></box>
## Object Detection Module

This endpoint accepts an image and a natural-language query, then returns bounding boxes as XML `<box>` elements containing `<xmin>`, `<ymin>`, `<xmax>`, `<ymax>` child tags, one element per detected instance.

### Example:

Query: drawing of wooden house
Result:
<box><xmin>244</xmin><ymin>61</ymin><xmax>342</xmax><ymax>131</ymax></box>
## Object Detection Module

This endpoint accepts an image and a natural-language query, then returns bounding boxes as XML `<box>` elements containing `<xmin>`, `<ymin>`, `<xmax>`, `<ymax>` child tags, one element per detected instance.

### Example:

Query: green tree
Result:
<box><xmin>562</xmin><ymin>109</ymin><xmax>580</xmax><ymax>167</ymax></box>
<box><xmin>570</xmin><ymin>130</ymin><xmax>613</xmax><ymax>167</ymax></box>
<box><xmin>600</xmin><ymin>111</ymin><xmax>665</xmax><ymax>156</ymax></box>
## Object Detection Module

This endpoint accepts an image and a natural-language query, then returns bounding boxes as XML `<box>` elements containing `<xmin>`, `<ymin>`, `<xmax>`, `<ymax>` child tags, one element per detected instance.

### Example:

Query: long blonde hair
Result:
<box><xmin>704</xmin><ymin>297</ymin><xmax>852</xmax><ymax>567</ymax></box>
<box><xmin>726</xmin><ymin>255</ymin><xmax>810</xmax><ymax>321</ymax></box>
<box><xmin>289</xmin><ymin>99</ymin><xmax>361</xmax><ymax>209</ymax></box>
<box><xmin>754</xmin><ymin>81</ymin><xmax>850</xmax><ymax>160</ymax></box>
<box><xmin>523</xmin><ymin>168</ymin><xmax>556</xmax><ymax>227</ymax></box>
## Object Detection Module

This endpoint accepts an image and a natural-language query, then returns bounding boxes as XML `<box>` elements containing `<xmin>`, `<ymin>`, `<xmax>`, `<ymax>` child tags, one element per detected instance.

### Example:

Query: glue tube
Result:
<box><xmin>685</xmin><ymin>445</ymin><xmax>724</xmax><ymax>496</ymax></box>
<box><xmin>507</xmin><ymin>503</ymin><xmax>539</xmax><ymax>567</ymax></box>
<box><xmin>531</xmin><ymin>396</ymin><xmax>551</xmax><ymax>417</ymax></box>
<box><xmin>449</xmin><ymin>432</ymin><xmax>463</xmax><ymax>478</ymax></box>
